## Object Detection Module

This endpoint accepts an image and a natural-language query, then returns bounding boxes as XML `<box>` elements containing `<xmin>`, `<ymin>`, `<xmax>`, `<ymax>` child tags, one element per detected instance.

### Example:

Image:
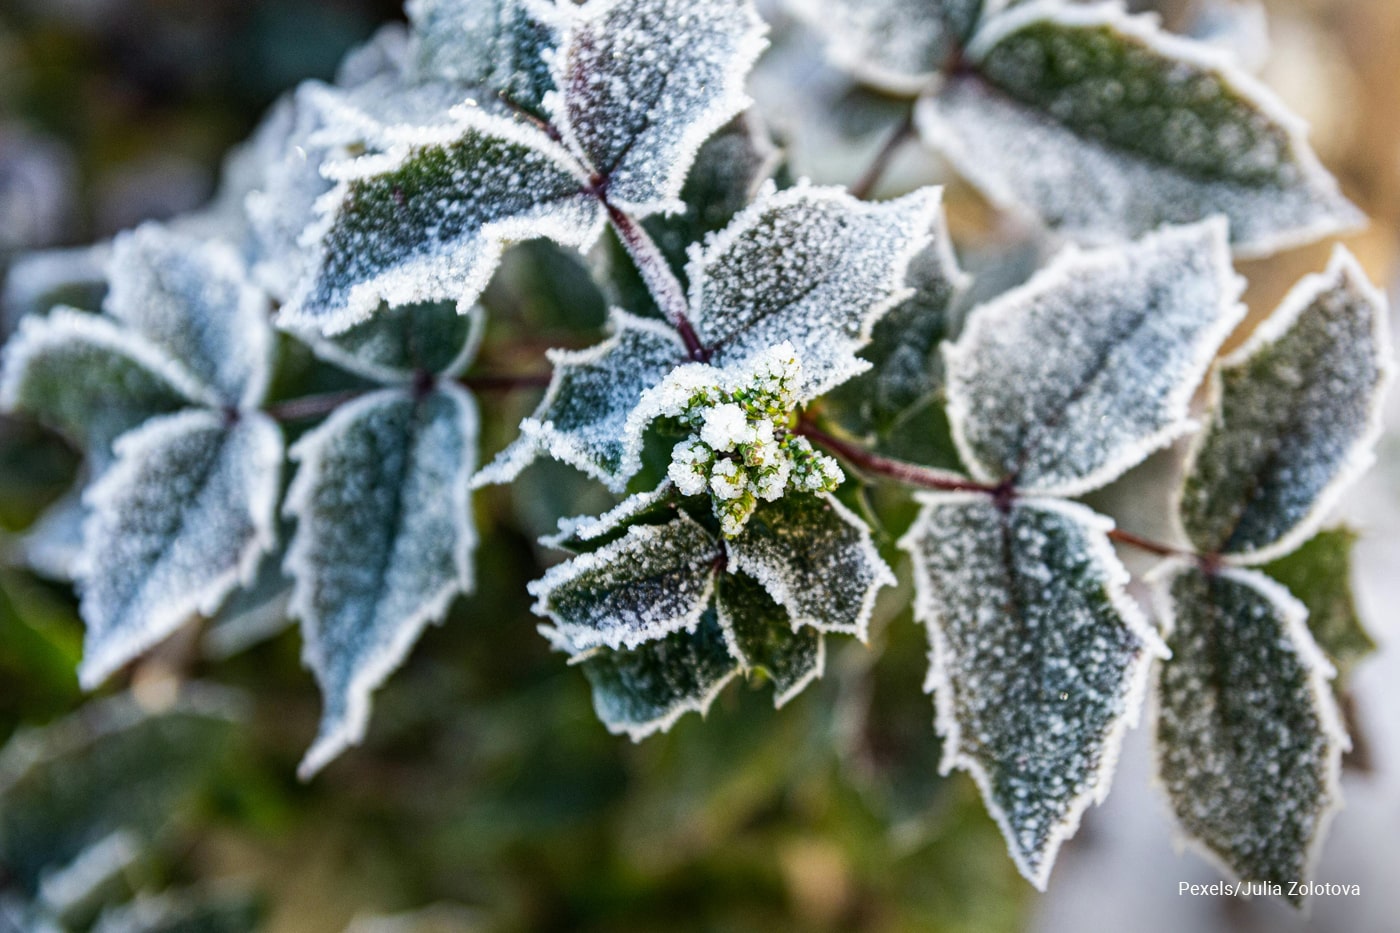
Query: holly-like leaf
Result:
<box><xmin>15</xmin><ymin>489</ymin><xmax>86</xmax><ymax>581</ymax></box>
<box><xmin>728</xmin><ymin>493</ymin><xmax>894</xmax><ymax>640</ymax></box>
<box><xmin>529</xmin><ymin>511</ymin><xmax>721</xmax><ymax>653</ymax></box>
<box><xmin>475</xmin><ymin>310</ymin><xmax>685</xmax><ymax>491</ymax></box>
<box><xmin>406</xmin><ymin>0</ymin><xmax>554</xmax><ymax>112</ymax></box>
<box><xmin>104</xmin><ymin>225</ymin><xmax>274</xmax><ymax>409</ymax></box>
<box><xmin>576</xmin><ymin>608</ymin><xmax>739</xmax><ymax>740</ymax></box>
<box><xmin>898</xmin><ymin>493</ymin><xmax>1165</xmax><ymax>889</ymax></box>
<box><xmin>1264</xmin><ymin>528</ymin><xmax>1375</xmax><ymax>679</ymax></box>
<box><xmin>548</xmin><ymin>0</ymin><xmax>769</xmax><ymax>214</ymax></box>
<box><xmin>280</xmin><ymin>111</ymin><xmax>604</xmax><ymax>334</ymax></box>
<box><xmin>716</xmin><ymin>571</ymin><xmax>824</xmax><ymax>707</ymax></box>
<box><xmin>300</xmin><ymin>302</ymin><xmax>483</xmax><ymax>384</ymax></box>
<box><xmin>945</xmin><ymin>220</ymin><xmax>1242</xmax><ymax>495</ymax></box>
<box><xmin>915</xmin><ymin>2</ymin><xmax>1362</xmax><ymax>255</ymax></box>
<box><xmin>1178</xmin><ymin>247</ymin><xmax>1392</xmax><ymax>562</ymax></box>
<box><xmin>77</xmin><ymin>411</ymin><xmax>283</xmax><ymax>688</ymax></box>
<box><xmin>690</xmin><ymin>184</ymin><xmax>942</xmax><ymax>400</ymax></box>
<box><xmin>1152</xmin><ymin>562</ymin><xmax>1346</xmax><ymax>897</ymax></box>
<box><xmin>284</xmin><ymin>384</ymin><xmax>478</xmax><ymax>777</ymax></box>
<box><xmin>0</xmin><ymin>309</ymin><xmax>208</xmax><ymax>469</ymax></box>
<box><xmin>786</xmin><ymin>0</ymin><xmax>984</xmax><ymax>95</ymax></box>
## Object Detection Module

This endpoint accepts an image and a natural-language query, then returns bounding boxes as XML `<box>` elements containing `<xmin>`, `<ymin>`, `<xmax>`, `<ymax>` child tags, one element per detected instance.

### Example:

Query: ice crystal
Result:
<box><xmin>945</xmin><ymin>220</ymin><xmax>1243</xmax><ymax>496</ymax></box>
<box><xmin>1178</xmin><ymin>247</ymin><xmax>1393</xmax><ymax>562</ymax></box>
<box><xmin>899</xmin><ymin>493</ymin><xmax>1165</xmax><ymax>889</ymax></box>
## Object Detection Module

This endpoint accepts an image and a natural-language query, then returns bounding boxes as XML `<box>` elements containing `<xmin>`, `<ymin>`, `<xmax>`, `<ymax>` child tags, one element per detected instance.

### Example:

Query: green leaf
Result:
<box><xmin>1152</xmin><ymin>562</ymin><xmax>1346</xmax><ymax>898</ymax></box>
<box><xmin>78</xmin><ymin>411</ymin><xmax>283</xmax><ymax>689</ymax></box>
<box><xmin>530</xmin><ymin>511</ymin><xmax>721</xmax><ymax>653</ymax></box>
<box><xmin>577</xmin><ymin>609</ymin><xmax>740</xmax><ymax>740</ymax></box>
<box><xmin>280</xmin><ymin>111</ymin><xmax>603</xmax><ymax>334</ymax></box>
<box><xmin>284</xmin><ymin>385</ymin><xmax>478</xmax><ymax>777</ymax></box>
<box><xmin>1179</xmin><ymin>247</ymin><xmax>1392</xmax><ymax>561</ymax></box>
<box><xmin>716</xmin><ymin>571</ymin><xmax>823</xmax><ymax>707</ymax></box>
<box><xmin>898</xmin><ymin>493</ymin><xmax>1164</xmax><ymax>889</ymax></box>
<box><xmin>917</xmin><ymin>1</ymin><xmax>1362</xmax><ymax>254</ymax></box>
<box><xmin>945</xmin><ymin>220</ymin><xmax>1242</xmax><ymax>496</ymax></box>
<box><xmin>407</xmin><ymin>0</ymin><xmax>554</xmax><ymax>113</ymax></box>
<box><xmin>786</xmin><ymin>0</ymin><xmax>984</xmax><ymax>94</ymax></box>
<box><xmin>1263</xmin><ymin>528</ymin><xmax>1376</xmax><ymax>680</ymax></box>
<box><xmin>299</xmin><ymin>302</ymin><xmax>483</xmax><ymax>384</ymax></box>
<box><xmin>1</xmin><ymin>243</ymin><xmax>109</xmax><ymax>326</ymax></box>
<box><xmin>728</xmin><ymin>492</ymin><xmax>894</xmax><ymax>640</ymax></box>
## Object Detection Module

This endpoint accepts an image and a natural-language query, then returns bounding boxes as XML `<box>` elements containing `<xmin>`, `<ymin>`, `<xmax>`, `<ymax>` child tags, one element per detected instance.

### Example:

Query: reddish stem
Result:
<box><xmin>603</xmin><ymin>203</ymin><xmax>709</xmax><ymax>362</ymax></box>
<box><xmin>851</xmin><ymin>108</ymin><xmax>917</xmax><ymax>201</ymax></box>
<box><xmin>795</xmin><ymin>420</ymin><xmax>996</xmax><ymax>494</ymax></box>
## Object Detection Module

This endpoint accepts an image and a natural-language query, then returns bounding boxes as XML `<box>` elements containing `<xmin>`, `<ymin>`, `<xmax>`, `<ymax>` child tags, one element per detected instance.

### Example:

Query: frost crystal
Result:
<box><xmin>899</xmin><ymin>493</ymin><xmax>1166</xmax><ymax>889</ymax></box>
<box><xmin>76</xmin><ymin>411</ymin><xmax>283</xmax><ymax>689</ymax></box>
<box><xmin>1152</xmin><ymin>563</ymin><xmax>1347</xmax><ymax>897</ymax></box>
<box><xmin>284</xmin><ymin>385</ymin><xmax>479</xmax><ymax>777</ymax></box>
<box><xmin>945</xmin><ymin>220</ymin><xmax>1243</xmax><ymax>496</ymax></box>
<box><xmin>916</xmin><ymin>2</ymin><xmax>1362</xmax><ymax>254</ymax></box>
<box><xmin>1178</xmin><ymin>247</ymin><xmax>1393</xmax><ymax>562</ymax></box>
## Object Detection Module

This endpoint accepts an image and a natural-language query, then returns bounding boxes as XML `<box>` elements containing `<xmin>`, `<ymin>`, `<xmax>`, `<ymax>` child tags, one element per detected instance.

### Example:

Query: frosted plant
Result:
<box><xmin>0</xmin><ymin>0</ymin><xmax>1391</xmax><ymax>910</ymax></box>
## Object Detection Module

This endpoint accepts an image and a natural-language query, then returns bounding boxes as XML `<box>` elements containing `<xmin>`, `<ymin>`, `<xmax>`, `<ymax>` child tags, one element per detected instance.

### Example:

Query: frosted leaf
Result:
<box><xmin>916</xmin><ymin>2</ymin><xmax>1362</xmax><ymax>255</ymax></box>
<box><xmin>1</xmin><ymin>242</ymin><xmax>109</xmax><ymax>330</ymax></box>
<box><xmin>898</xmin><ymin>493</ymin><xmax>1166</xmax><ymax>889</ymax></box>
<box><xmin>284</xmin><ymin>385</ymin><xmax>478</xmax><ymax>778</ymax></box>
<box><xmin>1152</xmin><ymin>562</ymin><xmax>1346</xmax><ymax>897</ymax></box>
<box><xmin>544</xmin><ymin>483</ymin><xmax>680</xmax><ymax>551</ymax></box>
<box><xmin>716</xmin><ymin>571</ymin><xmax>824</xmax><ymax>707</ymax></box>
<box><xmin>528</xmin><ymin>512</ymin><xmax>721</xmax><ymax>653</ymax></box>
<box><xmin>575</xmin><ymin>609</ymin><xmax>739</xmax><ymax>740</ymax></box>
<box><xmin>0</xmin><ymin>309</ymin><xmax>208</xmax><ymax>469</ymax></box>
<box><xmin>202</xmin><ymin>544</ymin><xmax>294</xmax><ymax>660</ymax></box>
<box><xmin>300</xmin><ymin>302</ymin><xmax>483</xmax><ymax>384</ymax></box>
<box><xmin>105</xmin><ymin>224</ymin><xmax>274</xmax><ymax>408</ymax></box>
<box><xmin>474</xmin><ymin>310</ymin><xmax>684</xmax><ymax>491</ymax></box>
<box><xmin>728</xmin><ymin>492</ymin><xmax>894</xmax><ymax>640</ymax></box>
<box><xmin>17</xmin><ymin>489</ymin><xmax>86</xmax><ymax>581</ymax></box>
<box><xmin>549</xmin><ymin>0</ymin><xmax>769</xmax><ymax>214</ymax></box>
<box><xmin>1178</xmin><ymin>247</ymin><xmax>1393</xmax><ymax>562</ymax></box>
<box><xmin>406</xmin><ymin>0</ymin><xmax>554</xmax><ymax>112</ymax></box>
<box><xmin>1263</xmin><ymin>529</ymin><xmax>1375</xmax><ymax>680</ymax></box>
<box><xmin>945</xmin><ymin>221</ymin><xmax>1243</xmax><ymax>496</ymax></box>
<box><xmin>281</xmin><ymin>111</ymin><xmax>602</xmax><ymax>334</ymax></box>
<box><xmin>77</xmin><ymin>411</ymin><xmax>283</xmax><ymax>688</ymax></box>
<box><xmin>785</xmin><ymin>0</ymin><xmax>983</xmax><ymax>95</ymax></box>
<box><xmin>690</xmin><ymin>184</ymin><xmax>943</xmax><ymax>399</ymax></box>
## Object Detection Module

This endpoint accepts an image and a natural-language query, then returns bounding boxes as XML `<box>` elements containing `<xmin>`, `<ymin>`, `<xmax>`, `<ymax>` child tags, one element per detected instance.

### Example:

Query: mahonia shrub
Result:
<box><xmin>0</xmin><ymin>0</ymin><xmax>1392</xmax><ymax>912</ymax></box>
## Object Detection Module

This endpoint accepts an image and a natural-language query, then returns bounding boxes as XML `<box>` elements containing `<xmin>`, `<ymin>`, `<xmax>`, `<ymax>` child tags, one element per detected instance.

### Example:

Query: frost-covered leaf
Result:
<box><xmin>916</xmin><ymin>1</ymin><xmax>1362</xmax><ymax>254</ymax></box>
<box><xmin>475</xmin><ymin>310</ymin><xmax>685</xmax><ymax>490</ymax></box>
<box><xmin>716</xmin><ymin>571</ymin><xmax>823</xmax><ymax>706</ymax></box>
<box><xmin>690</xmin><ymin>184</ymin><xmax>942</xmax><ymax>399</ymax></box>
<box><xmin>285</xmin><ymin>384</ymin><xmax>478</xmax><ymax>777</ymax></box>
<box><xmin>549</xmin><ymin>0</ymin><xmax>768</xmax><ymax>214</ymax></box>
<box><xmin>282</xmin><ymin>111</ymin><xmax>603</xmax><ymax>334</ymax></box>
<box><xmin>77</xmin><ymin>411</ymin><xmax>283</xmax><ymax>688</ymax></box>
<box><xmin>945</xmin><ymin>221</ymin><xmax>1242</xmax><ymax>495</ymax></box>
<box><xmin>576</xmin><ymin>609</ymin><xmax>739</xmax><ymax>740</ymax></box>
<box><xmin>105</xmin><ymin>225</ymin><xmax>273</xmax><ymax>408</ymax></box>
<box><xmin>530</xmin><ymin>512</ymin><xmax>721</xmax><ymax>652</ymax></box>
<box><xmin>1</xmin><ymin>242</ymin><xmax>109</xmax><ymax>331</ymax></box>
<box><xmin>406</xmin><ymin>0</ymin><xmax>554</xmax><ymax>112</ymax></box>
<box><xmin>301</xmin><ymin>302</ymin><xmax>482</xmax><ymax>384</ymax></box>
<box><xmin>1152</xmin><ymin>562</ymin><xmax>1346</xmax><ymax>896</ymax></box>
<box><xmin>786</xmin><ymin>0</ymin><xmax>983</xmax><ymax>94</ymax></box>
<box><xmin>0</xmin><ymin>688</ymin><xmax>240</xmax><ymax>896</ymax></box>
<box><xmin>1179</xmin><ymin>247</ymin><xmax>1392</xmax><ymax>562</ymax></box>
<box><xmin>543</xmin><ymin>483</ymin><xmax>680</xmax><ymax>551</ymax></box>
<box><xmin>728</xmin><ymin>492</ymin><xmax>893</xmax><ymax>640</ymax></box>
<box><xmin>1263</xmin><ymin>529</ymin><xmax>1375</xmax><ymax>680</ymax></box>
<box><xmin>0</xmin><ymin>309</ymin><xmax>207</xmax><ymax>468</ymax></box>
<box><xmin>898</xmin><ymin>493</ymin><xmax>1165</xmax><ymax>889</ymax></box>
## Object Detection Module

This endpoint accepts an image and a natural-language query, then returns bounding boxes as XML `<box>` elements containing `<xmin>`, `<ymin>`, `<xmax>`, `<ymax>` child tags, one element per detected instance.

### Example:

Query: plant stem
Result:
<box><xmin>1105</xmin><ymin>528</ymin><xmax>1192</xmax><ymax>560</ymax></box>
<box><xmin>604</xmin><ymin>203</ymin><xmax>709</xmax><ymax>361</ymax></box>
<box><xmin>462</xmin><ymin>372</ymin><xmax>553</xmax><ymax>392</ymax></box>
<box><xmin>795</xmin><ymin>419</ymin><xmax>995</xmax><ymax>494</ymax></box>
<box><xmin>851</xmin><ymin>108</ymin><xmax>916</xmax><ymax>201</ymax></box>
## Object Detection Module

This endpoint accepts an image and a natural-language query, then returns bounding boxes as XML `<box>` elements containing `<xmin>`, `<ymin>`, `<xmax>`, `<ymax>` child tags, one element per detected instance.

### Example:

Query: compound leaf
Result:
<box><xmin>916</xmin><ymin>1</ymin><xmax>1361</xmax><ymax>254</ymax></box>
<box><xmin>1263</xmin><ymin>528</ymin><xmax>1375</xmax><ymax>679</ymax></box>
<box><xmin>529</xmin><ymin>511</ymin><xmax>721</xmax><ymax>653</ymax></box>
<box><xmin>77</xmin><ymin>411</ymin><xmax>283</xmax><ymax>688</ymax></box>
<box><xmin>945</xmin><ymin>220</ymin><xmax>1242</xmax><ymax>495</ymax></box>
<box><xmin>284</xmin><ymin>384</ymin><xmax>478</xmax><ymax>777</ymax></box>
<box><xmin>716</xmin><ymin>571</ymin><xmax>824</xmax><ymax>707</ymax></box>
<box><xmin>1153</xmin><ymin>562</ymin><xmax>1346</xmax><ymax>897</ymax></box>
<box><xmin>899</xmin><ymin>493</ymin><xmax>1165</xmax><ymax>889</ymax></box>
<box><xmin>281</xmin><ymin>111</ymin><xmax>602</xmax><ymax>334</ymax></box>
<box><xmin>576</xmin><ymin>609</ymin><xmax>739</xmax><ymax>740</ymax></box>
<box><xmin>1179</xmin><ymin>247</ymin><xmax>1392</xmax><ymax>562</ymax></box>
<box><xmin>550</xmin><ymin>0</ymin><xmax>769</xmax><ymax>215</ymax></box>
<box><xmin>728</xmin><ymin>492</ymin><xmax>894</xmax><ymax>640</ymax></box>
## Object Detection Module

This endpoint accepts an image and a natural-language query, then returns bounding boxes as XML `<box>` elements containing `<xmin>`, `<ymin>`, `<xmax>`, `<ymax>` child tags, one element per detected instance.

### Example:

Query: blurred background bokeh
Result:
<box><xmin>1</xmin><ymin>0</ymin><xmax>1398</xmax><ymax>930</ymax></box>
